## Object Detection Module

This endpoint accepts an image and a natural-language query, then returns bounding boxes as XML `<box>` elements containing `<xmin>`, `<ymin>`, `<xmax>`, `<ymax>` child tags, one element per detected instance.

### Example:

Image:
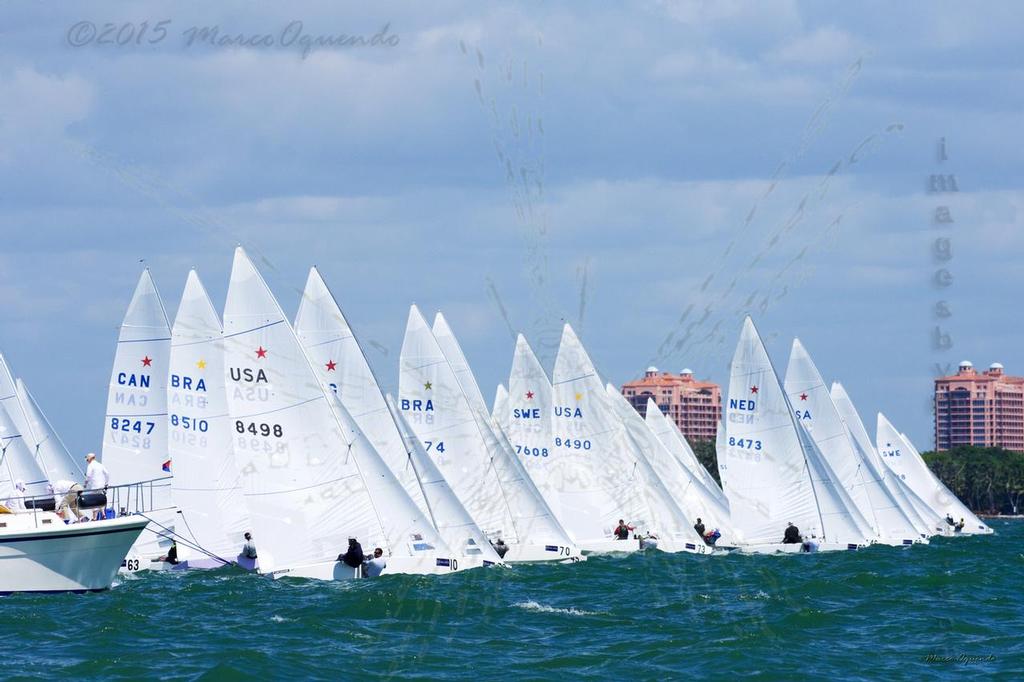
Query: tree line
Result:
<box><xmin>690</xmin><ymin>439</ymin><xmax>1024</xmax><ymax>515</ymax></box>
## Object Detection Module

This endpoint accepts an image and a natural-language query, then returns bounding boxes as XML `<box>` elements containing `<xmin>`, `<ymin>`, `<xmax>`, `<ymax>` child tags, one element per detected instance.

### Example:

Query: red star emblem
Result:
<box><xmin>325</xmin><ymin>360</ymin><xmax>337</xmax><ymax>371</ymax></box>
<box><xmin>525</xmin><ymin>391</ymin><xmax>534</xmax><ymax>400</ymax></box>
<box><xmin>141</xmin><ymin>356</ymin><xmax>152</xmax><ymax>367</ymax></box>
<box><xmin>799</xmin><ymin>393</ymin><xmax>808</xmax><ymax>401</ymax></box>
<box><xmin>255</xmin><ymin>346</ymin><xmax>267</xmax><ymax>359</ymax></box>
<box><xmin>750</xmin><ymin>385</ymin><xmax>759</xmax><ymax>394</ymax></box>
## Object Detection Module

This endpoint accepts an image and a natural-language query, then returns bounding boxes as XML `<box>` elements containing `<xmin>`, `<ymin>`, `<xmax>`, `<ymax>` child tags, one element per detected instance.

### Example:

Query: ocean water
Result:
<box><xmin>3</xmin><ymin>521</ymin><xmax>1021</xmax><ymax>680</ymax></box>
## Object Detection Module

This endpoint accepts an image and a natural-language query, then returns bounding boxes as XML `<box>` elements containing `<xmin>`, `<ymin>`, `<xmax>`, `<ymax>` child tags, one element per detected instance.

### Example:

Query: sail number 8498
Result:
<box><xmin>235</xmin><ymin>421</ymin><xmax>283</xmax><ymax>437</ymax></box>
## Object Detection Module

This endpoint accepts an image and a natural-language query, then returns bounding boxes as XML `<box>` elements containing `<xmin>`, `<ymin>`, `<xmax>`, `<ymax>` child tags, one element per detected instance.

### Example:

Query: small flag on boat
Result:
<box><xmin>162</xmin><ymin>460</ymin><xmax>172</xmax><ymax>472</ymax></box>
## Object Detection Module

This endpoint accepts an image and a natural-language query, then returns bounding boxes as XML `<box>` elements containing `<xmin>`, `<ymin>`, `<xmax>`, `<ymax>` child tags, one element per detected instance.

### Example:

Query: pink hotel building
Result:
<box><xmin>934</xmin><ymin>361</ymin><xmax>1024</xmax><ymax>452</ymax></box>
<box><xmin>622</xmin><ymin>367</ymin><xmax>721</xmax><ymax>442</ymax></box>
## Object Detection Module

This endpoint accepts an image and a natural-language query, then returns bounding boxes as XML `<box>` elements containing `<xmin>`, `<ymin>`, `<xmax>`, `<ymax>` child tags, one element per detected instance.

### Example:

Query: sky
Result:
<box><xmin>0</xmin><ymin>0</ymin><xmax>1021</xmax><ymax>454</ymax></box>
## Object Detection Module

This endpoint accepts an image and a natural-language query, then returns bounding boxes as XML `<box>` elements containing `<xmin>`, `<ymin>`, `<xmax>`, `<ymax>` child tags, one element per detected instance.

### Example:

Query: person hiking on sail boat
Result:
<box><xmin>782</xmin><ymin>522</ymin><xmax>802</xmax><ymax>544</ymax></box>
<box><xmin>693</xmin><ymin>518</ymin><xmax>706</xmax><ymax>537</ymax></box>
<box><xmin>613</xmin><ymin>520</ymin><xmax>634</xmax><ymax>540</ymax></box>
<box><xmin>954</xmin><ymin>518</ymin><xmax>965</xmax><ymax>533</ymax></box>
<box><xmin>364</xmin><ymin>547</ymin><xmax>387</xmax><ymax>577</ymax></box>
<box><xmin>491</xmin><ymin>538</ymin><xmax>510</xmax><ymax>558</ymax></box>
<box><xmin>338</xmin><ymin>537</ymin><xmax>365</xmax><ymax>569</ymax></box>
<box><xmin>241</xmin><ymin>532</ymin><xmax>258</xmax><ymax>560</ymax></box>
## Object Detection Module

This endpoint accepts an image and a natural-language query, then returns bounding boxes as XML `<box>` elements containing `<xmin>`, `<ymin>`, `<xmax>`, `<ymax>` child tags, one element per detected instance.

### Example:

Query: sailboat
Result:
<box><xmin>293</xmin><ymin>268</ymin><xmax>501</xmax><ymax>568</ymax></box>
<box><xmin>641</xmin><ymin>398</ymin><xmax>738</xmax><ymax>546</ymax></box>
<box><xmin>721</xmin><ymin>318</ymin><xmax>870</xmax><ymax>553</ymax></box>
<box><xmin>784</xmin><ymin>340</ymin><xmax>924</xmax><ymax>546</ymax></box>
<box><xmin>549</xmin><ymin>325</ymin><xmax>704</xmax><ymax>553</ymax></box>
<box><xmin>101</xmin><ymin>269</ymin><xmax>177</xmax><ymax>570</ymax></box>
<box><xmin>222</xmin><ymin>248</ymin><xmax>460</xmax><ymax>579</ymax></box>
<box><xmin>829</xmin><ymin>382</ymin><xmax>944</xmax><ymax>537</ymax></box>
<box><xmin>876</xmin><ymin>414</ymin><xmax>992</xmax><ymax>535</ymax></box>
<box><xmin>605</xmin><ymin>385</ymin><xmax>723</xmax><ymax>551</ymax></box>
<box><xmin>398</xmin><ymin>307</ymin><xmax>579</xmax><ymax>562</ymax></box>
<box><xmin>167</xmin><ymin>270</ymin><xmax>252</xmax><ymax>569</ymax></box>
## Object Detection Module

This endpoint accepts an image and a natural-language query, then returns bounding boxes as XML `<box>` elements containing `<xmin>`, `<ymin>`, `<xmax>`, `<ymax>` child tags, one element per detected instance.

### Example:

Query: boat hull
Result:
<box><xmin>736</xmin><ymin>541</ymin><xmax>865</xmax><ymax>554</ymax></box>
<box><xmin>0</xmin><ymin>513</ymin><xmax>149</xmax><ymax>593</ymax></box>
<box><xmin>265</xmin><ymin>554</ymin><xmax>479</xmax><ymax>580</ymax></box>
<box><xmin>503</xmin><ymin>542</ymin><xmax>584</xmax><ymax>563</ymax></box>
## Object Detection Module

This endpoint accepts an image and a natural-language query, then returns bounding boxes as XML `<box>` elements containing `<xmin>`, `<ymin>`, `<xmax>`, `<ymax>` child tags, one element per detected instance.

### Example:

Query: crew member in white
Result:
<box><xmin>50</xmin><ymin>479</ymin><xmax>84</xmax><ymax>521</ymax></box>
<box><xmin>364</xmin><ymin>547</ymin><xmax>387</xmax><ymax>577</ymax></box>
<box><xmin>83</xmin><ymin>453</ymin><xmax>110</xmax><ymax>520</ymax></box>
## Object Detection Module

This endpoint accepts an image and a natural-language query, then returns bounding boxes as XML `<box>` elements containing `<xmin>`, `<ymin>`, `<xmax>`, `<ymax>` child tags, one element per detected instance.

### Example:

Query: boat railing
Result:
<box><xmin>2</xmin><ymin>477</ymin><xmax>174</xmax><ymax>529</ymax></box>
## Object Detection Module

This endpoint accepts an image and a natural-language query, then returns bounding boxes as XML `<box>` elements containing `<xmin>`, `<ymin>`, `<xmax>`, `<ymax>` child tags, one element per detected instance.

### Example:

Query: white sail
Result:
<box><xmin>876</xmin><ymin>413</ymin><xmax>991</xmax><ymax>535</ymax></box>
<box><xmin>550</xmin><ymin>324</ymin><xmax>652</xmax><ymax>547</ymax></box>
<box><xmin>292</xmin><ymin>268</ymin><xmax>498</xmax><ymax>564</ymax></box>
<box><xmin>491</xmin><ymin>384</ymin><xmax>509</xmax><ymax>432</ymax></box>
<box><xmin>16</xmin><ymin>378</ymin><xmax>85</xmax><ymax>484</ymax></box>
<box><xmin>784</xmin><ymin>340</ymin><xmax>920</xmax><ymax>544</ymax></box>
<box><xmin>507</xmin><ymin>335</ymin><xmax>564</xmax><ymax>520</ymax></box>
<box><xmin>101</xmin><ymin>269</ymin><xmax>172</xmax><ymax>487</ymax></box>
<box><xmin>399</xmin><ymin>307</ymin><xmax>575</xmax><ymax>560</ymax></box>
<box><xmin>385</xmin><ymin>395</ymin><xmax>502</xmax><ymax>564</ymax></box>
<box><xmin>431</xmin><ymin>312</ymin><xmax>490</xmax><ymax>418</ymax></box>
<box><xmin>0</xmin><ymin>402</ymin><xmax>48</xmax><ymax>501</ymax></box>
<box><xmin>293</xmin><ymin>268</ymin><xmax>430</xmax><ymax>517</ymax></box>
<box><xmin>723</xmin><ymin>318</ymin><xmax>871</xmax><ymax>547</ymax></box>
<box><xmin>829</xmin><ymin>382</ymin><xmax>938</xmax><ymax>536</ymax></box>
<box><xmin>222</xmin><ymin>248</ymin><xmax>452</xmax><ymax>576</ymax></box>
<box><xmin>607</xmin><ymin>385</ymin><xmax>721</xmax><ymax>549</ymax></box>
<box><xmin>643</xmin><ymin>398</ymin><xmax>735</xmax><ymax>540</ymax></box>
<box><xmin>168</xmin><ymin>270</ymin><xmax>250</xmax><ymax>564</ymax></box>
<box><xmin>721</xmin><ymin>317</ymin><xmax>822</xmax><ymax>545</ymax></box>
<box><xmin>644</xmin><ymin>399</ymin><xmax>730</xmax><ymax>509</ymax></box>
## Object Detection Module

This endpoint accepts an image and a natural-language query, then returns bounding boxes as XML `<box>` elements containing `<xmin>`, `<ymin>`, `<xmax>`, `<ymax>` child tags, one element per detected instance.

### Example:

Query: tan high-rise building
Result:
<box><xmin>621</xmin><ymin>367</ymin><xmax>721</xmax><ymax>441</ymax></box>
<box><xmin>934</xmin><ymin>361</ymin><xmax>1024</xmax><ymax>452</ymax></box>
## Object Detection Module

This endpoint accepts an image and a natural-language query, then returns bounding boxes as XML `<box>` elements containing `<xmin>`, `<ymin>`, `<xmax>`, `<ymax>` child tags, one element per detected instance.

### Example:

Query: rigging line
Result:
<box><xmin>136</xmin><ymin>512</ymin><xmax>232</xmax><ymax>566</ymax></box>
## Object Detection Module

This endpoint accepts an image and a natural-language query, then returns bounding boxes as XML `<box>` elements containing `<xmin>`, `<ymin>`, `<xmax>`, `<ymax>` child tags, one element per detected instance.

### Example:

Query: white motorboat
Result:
<box><xmin>0</xmin><ymin>509</ymin><xmax>148</xmax><ymax>593</ymax></box>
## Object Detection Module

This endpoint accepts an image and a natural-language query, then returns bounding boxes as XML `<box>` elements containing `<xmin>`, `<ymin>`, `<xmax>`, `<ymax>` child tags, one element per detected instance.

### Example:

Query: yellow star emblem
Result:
<box><xmin>196</xmin><ymin>359</ymin><xmax>207</xmax><ymax>370</ymax></box>
<box><xmin>575</xmin><ymin>392</ymin><xmax>583</xmax><ymax>401</ymax></box>
<box><xmin>424</xmin><ymin>381</ymin><xmax>432</xmax><ymax>390</ymax></box>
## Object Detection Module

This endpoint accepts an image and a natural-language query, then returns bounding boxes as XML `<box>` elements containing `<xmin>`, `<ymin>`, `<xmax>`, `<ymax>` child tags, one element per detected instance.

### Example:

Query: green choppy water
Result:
<box><xmin>3</xmin><ymin>520</ymin><xmax>1021</xmax><ymax>680</ymax></box>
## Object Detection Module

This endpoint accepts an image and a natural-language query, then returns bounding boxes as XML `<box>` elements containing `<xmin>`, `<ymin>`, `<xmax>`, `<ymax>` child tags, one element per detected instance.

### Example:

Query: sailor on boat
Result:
<box><xmin>782</xmin><ymin>522</ymin><xmax>802</xmax><ymax>544</ymax></box>
<box><xmin>338</xmin><ymin>537</ymin><xmax>365</xmax><ymax>568</ymax></box>
<box><xmin>241</xmin><ymin>532</ymin><xmax>258</xmax><ymax>559</ymax></box>
<box><xmin>83</xmin><ymin>453</ymin><xmax>111</xmax><ymax>520</ymax></box>
<box><xmin>613</xmin><ymin>520</ymin><xmax>634</xmax><ymax>540</ymax></box>
<box><xmin>364</xmin><ymin>548</ymin><xmax>387</xmax><ymax>577</ymax></box>
<box><xmin>693</xmin><ymin>518</ymin><xmax>706</xmax><ymax>537</ymax></box>
<box><xmin>491</xmin><ymin>538</ymin><xmax>510</xmax><ymax>558</ymax></box>
<box><xmin>954</xmin><ymin>518</ymin><xmax>965</xmax><ymax>533</ymax></box>
<box><xmin>50</xmin><ymin>479</ymin><xmax>84</xmax><ymax>521</ymax></box>
<box><xmin>3</xmin><ymin>481</ymin><xmax>27</xmax><ymax>511</ymax></box>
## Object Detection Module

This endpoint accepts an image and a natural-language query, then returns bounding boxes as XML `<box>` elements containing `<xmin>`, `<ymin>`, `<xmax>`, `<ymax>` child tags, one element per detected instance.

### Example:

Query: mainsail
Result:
<box><xmin>644</xmin><ymin>398</ymin><xmax>730</xmax><ymax>510</ymax></box>
<box><xmin>491</xmin><ymin>383</ymin><xmax>509</xmax><ymax>432</ymax></box>
<box><xmin>550</xmin><ymin>324</ymin><xmax>652</xmax><ymax>546</ymax></box>
<box><xmin>293</xmin><ymin>269</ymin><xmax>498</xmax><ymax>564</ymax></box>
<box><xmin>0</xmin><ymin>402</ymin><xmax>48</xmax><ymax>500</ymax></box>
<box><xmin>101</xmin><ymin>269</ymin><xmax>172</xmax><ymax>487</ymax></box>
<box><xmin>168</xmin><ymin>270</ymin><xmax>250</xmax><ymax>563</ymax></box>
<box><xmin>399</xmin><ymin>307</ymin><xmax>572</xmax><ymax>556</ymax></box>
